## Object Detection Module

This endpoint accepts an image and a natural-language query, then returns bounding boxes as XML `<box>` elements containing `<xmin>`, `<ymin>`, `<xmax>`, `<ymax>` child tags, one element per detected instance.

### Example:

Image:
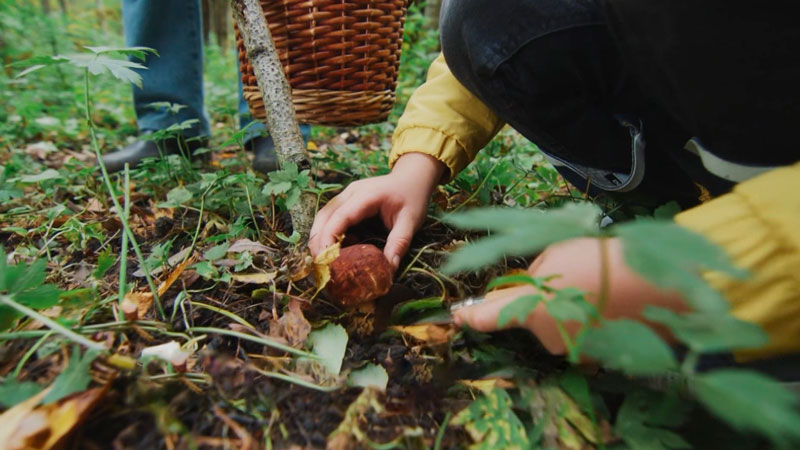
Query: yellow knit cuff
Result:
<box><xmin>675</xmin><ymin>172</ymin><xmax>800</xmax><ymax>361</ymax></box>
<box><xmin>390</xmin><ymin>125</ymin><xmax>472</xmax><ymax>183</ymax></box>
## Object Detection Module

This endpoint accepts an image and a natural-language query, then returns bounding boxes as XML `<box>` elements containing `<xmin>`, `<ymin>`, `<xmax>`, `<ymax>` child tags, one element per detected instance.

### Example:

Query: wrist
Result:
<box><xmin>392</xmin><ymin>152</ymin><xmax>447</xmax><ymax>192</ymax></box>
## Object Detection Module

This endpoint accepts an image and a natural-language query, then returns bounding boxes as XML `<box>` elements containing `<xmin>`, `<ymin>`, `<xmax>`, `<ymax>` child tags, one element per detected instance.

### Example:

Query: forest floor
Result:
<box><xmin>3</xmin><ymin>3</ymin><xmax>792</xmax><ymax>450</ymax></box>
<box><xmin>0</xmin><ymin>4</ymin><xmax>583</xmax><ymax>448</ymax></box>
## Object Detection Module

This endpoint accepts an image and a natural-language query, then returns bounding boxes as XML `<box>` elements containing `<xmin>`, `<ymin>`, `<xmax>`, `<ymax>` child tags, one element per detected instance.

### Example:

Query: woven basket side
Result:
<box><xmin>236</xmin><ymin>0</ymin><xmax>408</xmax><ymax>126</ymax></box>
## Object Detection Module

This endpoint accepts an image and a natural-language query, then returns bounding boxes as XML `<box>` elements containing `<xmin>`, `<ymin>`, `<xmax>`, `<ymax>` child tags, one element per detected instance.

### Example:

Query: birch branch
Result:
<box><xmin>231</xmin><ymin>0</ymin><xmax>315</xmax><ymax>240</ymax></box>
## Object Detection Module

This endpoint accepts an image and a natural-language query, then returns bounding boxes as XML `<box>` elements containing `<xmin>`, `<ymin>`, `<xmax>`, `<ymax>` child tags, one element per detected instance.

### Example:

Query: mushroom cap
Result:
<box><xmin>326</xmin><ymin>244</ymin><xmax>394</xmax><ymax>307</ymax></box>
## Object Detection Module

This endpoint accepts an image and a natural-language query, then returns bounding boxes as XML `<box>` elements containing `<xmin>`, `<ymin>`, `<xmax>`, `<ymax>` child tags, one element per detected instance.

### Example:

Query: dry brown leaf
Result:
<box><xmin>153</xmin><ymin>206</ymin><xmax>174</xmax><ymax>220</ymax></box>
<box><xmin>227</xmin><ymin>239</ymin><xmax>275</xmax><ymax>255</ymax></box>
<box><xmin>121</xmin><ymin>291</ymin><xmax>153</xmax><ymax>321</ymax></box>
<box><xmin>0</xmin><ymin>388</ymin><xmax>50</xmax><ymax>448</ymax></box>
<box><xmin>24</xmin><ymin>141</ymin><xmax>57</xmax><ymax>160</ymax></box>
<box><xmin>85</xmin><ymin>198</ymin><xmax>105</xmax><ymax>213</ymax></box>
<box><xmin>22</xmin><ymin>306</ymin><xmax>63</xmax><ymax>331</ymax></box>
<box><xmin>269</xmin><ymin>298</ymin><xmax>311</xmax><ymax>347</ymax></box>
<box><xmin>390</xmin><ymin>324</ymin><xmax>455</xmax><ymax>345</ymax></box>
<box><xmin>2</xmin><ymin>387</ymin><xmax>106</xmax><ymax>450</ymax></box>
<box><xmin>132</xmin><ymin>246</ymin><xmax>191</xmax><ymax>278</ymax></box>
<box><xmin>312</xmin><ymin>242</ymin><xmax>340</xmax><ymax>291</ymax></box>
<box><xmin>326</xmin><ymin>388</ymin><xmax>384</xmax><ymax>450</ymax></box>
<box><xmin>289</xmin><ymin>254</ymin><xmax>314</xmax><ymax>282</ymax></box>
<box><xmin>157</xmin><ymin>254</ymin><xmax>194</xmax><ymax>297</ymax></box>
<box><xmin>230</xmin><ymin>271</ymin><xmax>277</xmax><ymax>285</ymax></box>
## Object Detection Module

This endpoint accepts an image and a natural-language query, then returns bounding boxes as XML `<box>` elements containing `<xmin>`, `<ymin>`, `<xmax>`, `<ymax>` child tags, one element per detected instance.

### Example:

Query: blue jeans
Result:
<box><xmin>122</xmin><ymin>0</ymin><xmax>309</xmax><ymax>142</ymax></box>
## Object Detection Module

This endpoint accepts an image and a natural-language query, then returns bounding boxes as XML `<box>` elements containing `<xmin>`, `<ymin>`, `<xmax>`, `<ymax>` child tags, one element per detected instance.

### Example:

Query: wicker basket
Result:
<box><xmin>236</xmin><ymin>0</ymin><xmax>409</xmax><ymax>127</ymax></box>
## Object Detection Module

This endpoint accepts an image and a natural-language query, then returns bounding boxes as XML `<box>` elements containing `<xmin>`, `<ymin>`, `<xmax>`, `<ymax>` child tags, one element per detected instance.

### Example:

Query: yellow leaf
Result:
<box><xmin>0</xmin><ymin>388</ymin><xmax>50</xmax><ymax>447</ymax></box>
<box><xmin>312</xmin><ymin>242</ymin><xmax>340</xmax><ymax>291</ymax></box>
<box><xmin>307</xmin><ymin>141</ymin><xmax>318</xmax><ymax>152</ymax></box>
<box><xmin>1</xmin><ymin>387</ymin><xmax>106</xmax><ymax>450</ymax></box>
<box><xmin>231</xmin><ymin>271</ymin><xmax>277</xmax><ymax>285</ymax></box>
<box><xmin>458</xmin><ymin>378</ymin><xmax>516</xmax><ymax>394</ymax></box>
<box><xmin>390</xmin><ymin>324</ymin><xmax>454</xmax><ymax>345</ymax></box>
<box><xmin>157</xmin><ymin>254</ymin><xmax>194</xmax><ymax>297</ymax></box>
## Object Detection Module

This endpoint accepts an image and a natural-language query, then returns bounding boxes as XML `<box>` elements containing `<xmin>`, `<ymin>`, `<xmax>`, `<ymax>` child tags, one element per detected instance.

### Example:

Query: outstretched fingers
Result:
<box><xmin>452</xmin><ymin>286</ymin><xmax>537</xmax><ymax>332</ymax></box>
<box><xmin>384</xmin><ymin>212</ymin><xmax>416</xmax><ymax>269</ymax></box>
<box><xmin>309</xmin><ymin>189</ymin><xmax>355</xmax><ymax>255</ymax></box>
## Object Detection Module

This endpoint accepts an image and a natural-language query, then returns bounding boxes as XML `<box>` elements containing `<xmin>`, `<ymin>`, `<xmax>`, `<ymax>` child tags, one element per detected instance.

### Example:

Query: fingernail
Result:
<box><xmin>392</xmin><ymin>255</ymin><xmax>400</xmax><ymax>268</ymax></box>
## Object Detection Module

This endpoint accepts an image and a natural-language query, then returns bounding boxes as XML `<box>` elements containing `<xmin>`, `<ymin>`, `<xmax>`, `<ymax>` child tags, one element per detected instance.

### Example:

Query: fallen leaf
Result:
<box><xmin>24</xmin><ymin>141</ymin><xmax>57</xmax><ymax>160</ymax></box>
<box><xmin>22</xmin><ymin>306</ymin><xmax>63</xmax><ymax>331</ymax></box>
<box><xmin>327</xmin><ymin>388</ymin><xmax>384</xmax><ymax>450</ymax></box>
<box><xmin>85</xmin><ymin>198</ymin><xmax>105</xmax><ymax>213</ymax></box>
<box><xmin>227</xmin><ymin>239</ymin><xmax>275</xmax><ymax>255</ymax></box>
<box><xmin>309</xmin><ymin>323</ymin><xmax>348</xmax><ymax>375</ymax></box>
<box><xmin>390</xmin><ymin>324</ymin><xmax>455</xmax><ymax>345</ymax></box>
<box><xmin>458</xmin><ymin>378</ymin><xmax>516</xmax><ymax>394</ymax></box>
<box><xmin>121</xmin><ymin>291</ymin><xmax>153</xmax><ymax>321</ymax></box>
<box><xmin>526</xmin><ymin>382</ymin><xmax>613</xmax><ymax>449</ymax></box>
<box><xmin>347</xmin><ymin>364</ymin><xmax>389</xmax><ymax>391</ymax></box>
<box><xmin>289</xmin><ymin>252</ymin><xmax>314</xmax><ymax>282</ymax></box>
<box><xmin>71</xmin><ymin>261</ymin><xmax>93</xmax><ymax>284</ymax></box>
<box><xmin>5</xmin><ymin>387</ymin><xmax>107</xmax><ymax>450</ymax></box>
<box><xmin>132</xmin><ymin>246</ymin><xmax>192</xmax><ymax>277</ymax></box>
<box><xmin>269</xmin><ymin>298</ymin><xmax>311</xmax><ymax>347</ymax></box>
<box><xmin>157</xmin><ymin>254</ymin><xmax>194</xmax><ymax>297</ymax></box>
<box><xmin>230</xmin><ymin>271</ymin><xmax>277</xmax><ymax>285</ymax></box>
<box><xmin>0</xmin><ymin>387</ymin><xmax>50</xmax><ymax>445</ymax></box>
<box><xmin>312</xmin><ymin>242</ymin><xmax>340</xmax><ymax>292</ymax></box>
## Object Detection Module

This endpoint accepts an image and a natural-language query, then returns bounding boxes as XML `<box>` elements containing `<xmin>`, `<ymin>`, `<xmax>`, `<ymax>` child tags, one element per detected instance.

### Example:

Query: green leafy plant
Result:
<box><xmin>443</xmin><ymin>202</ymin><xmax>800</xmax><ymax>447</ymax></box>
<box><xmin>14</xmin><ymin>46</ymin><xmax>157</xmax><ymax>87</ymax></box>
<box><xmin>262</xmin><ymin>161</ymin><xmax>311</xmax><ymax>209</ymax></box>
<box><xmin>0</xmin><ymin>248</ymin><xmax>61</xmax><ymax>330</ymax></box>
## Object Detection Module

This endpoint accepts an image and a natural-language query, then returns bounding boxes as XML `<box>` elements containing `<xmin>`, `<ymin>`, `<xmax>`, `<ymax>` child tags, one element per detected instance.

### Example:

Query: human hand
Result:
<box><xmin>452</xmin><ymin>238</ymin><xmax>686</xmax><ymax>354</ymax></box>
<box><xmin>309</xmin><ymin>153</ymin><xmax>446</xmax><ymax>269</ymax></box>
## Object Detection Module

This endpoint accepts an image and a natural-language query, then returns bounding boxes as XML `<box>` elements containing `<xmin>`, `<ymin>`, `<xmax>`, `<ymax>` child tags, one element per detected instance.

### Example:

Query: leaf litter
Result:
<box><xmin>1</xmin><ymin>25</ymin><xmax>777</xmax><ymax>448</ymax></box>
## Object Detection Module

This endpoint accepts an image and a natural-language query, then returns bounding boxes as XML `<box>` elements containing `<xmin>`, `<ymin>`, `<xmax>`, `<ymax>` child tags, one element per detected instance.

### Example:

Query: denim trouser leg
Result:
<box><xmin>122</xmin><ymin>0</ymin><xmax>210</xmax><ymax>138</ymax></box>
<box><xmin>236</xmin><ymin>54</ymin><xmax>311</xmax><ymax>143</ymax></box>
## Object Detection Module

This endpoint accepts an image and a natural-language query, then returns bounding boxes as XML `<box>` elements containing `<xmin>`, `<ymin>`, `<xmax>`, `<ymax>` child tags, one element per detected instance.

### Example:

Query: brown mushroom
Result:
<box><xmin>325</xmin><ymin>244</ymin><xmax>394</xmax><ymax>308</ymax></box>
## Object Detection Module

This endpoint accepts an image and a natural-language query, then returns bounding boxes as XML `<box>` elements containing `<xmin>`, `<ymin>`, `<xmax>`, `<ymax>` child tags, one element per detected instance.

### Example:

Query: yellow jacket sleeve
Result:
<box><xmin>390</xmin><ymin>53</ymin><xmax>505</xmax><ymax>182</ymax></box>
<box><xmin>675</xmin><ymin>162</ymin><xmax>800</xmax><ymax>361</ymax></box>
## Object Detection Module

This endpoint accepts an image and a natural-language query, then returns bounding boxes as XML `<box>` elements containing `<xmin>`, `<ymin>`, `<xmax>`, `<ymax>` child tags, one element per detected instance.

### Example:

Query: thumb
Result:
<box><xmin>384</xmin><ymin>213</ymin><xmax>416</xmax><ymax>269</ymax></box>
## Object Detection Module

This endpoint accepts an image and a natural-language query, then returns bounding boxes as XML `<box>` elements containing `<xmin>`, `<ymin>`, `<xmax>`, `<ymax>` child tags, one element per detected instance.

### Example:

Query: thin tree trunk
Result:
<box><xmin>230</xmin><ymin>0</ymin><xmax>314</xmax><ymax>240</ymax></box>
<box><xmin>57</xmin><ymin>0</ymin><xmax>67</xmax><ymax>16</ymax></box>
<box><xmin>211</xmin><ymin>0</ymin><xmax>229</xmax><ymax>53</ymax></box>
<box><xmin>424</xmin><ymin>0</ymin><xmax>441</xmax><ymax>30</ymax></box>
<box><xmin>41</xmin><ymin>0</ymin><xmax>51</xmax><ymax>15</ymax></box>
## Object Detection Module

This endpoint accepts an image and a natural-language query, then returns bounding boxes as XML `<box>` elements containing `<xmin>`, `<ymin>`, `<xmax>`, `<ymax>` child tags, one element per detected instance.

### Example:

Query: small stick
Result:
<box><xmin>230</xmin><ymin>0</ymin><xmax>315</xmax><ymax>240</ymax></box>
